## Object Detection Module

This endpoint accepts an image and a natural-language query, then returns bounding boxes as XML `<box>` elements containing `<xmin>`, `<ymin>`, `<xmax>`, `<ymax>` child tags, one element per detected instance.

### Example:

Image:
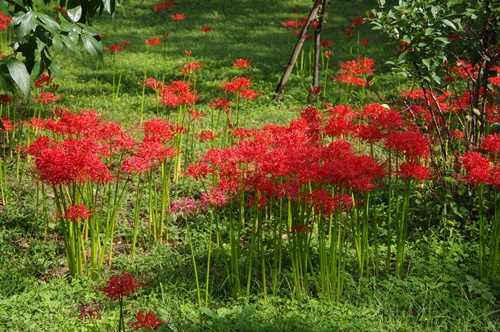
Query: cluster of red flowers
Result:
<box><xmin>458</xmin><ymin>133</ymin><xmax>500</xmax><ymax>187</ymax></box>
<box><xmin>0</xmin><ymin>12</ymin><xmax>11</xmax><ymax>31</ymax></box>
<box><xmin>153</xmin><ymin>1</ymin><xmax>174</xmax><ymax>13</ymax></box>
<box><xmin>220</xmin><ymin>77</ymin><xmax>262</xmax><ymax>101</ymax></box>
<box><xmin>332</xmin><ymin>57</ymin><xmax>375</xmax><ymax>87</ymax></box>
<box><xmin>186</xmin><ymin>103</ymin><xmax>434</xmax><ymax>212</ymax></box>
<box><xmin>63</xmin><ymin>204</ymin><xmax>90</xmax><ymax>222</ymax></box>
<box><xmin>200</xmin><ymin>25</ymin><xmax>211</xmax><ymax>32</ymax></box>
<box><xmin>343</xmin><ymin>16</ymin><xmax>365</xmax><ymax>37</ymax></box>
<box><xmin>101</xmin><ymin>272</ymin><xmax>141</xmax><ymax>300</ymax></box>
<box><xmin>160</xmin><ymin>80</ymin><xmax>199</xmax><ymax>108</ymax></box>
<box><xmin>459</xmin><ymin>154</ymin><xmax>499</xmax><ymax>188</ymax></box>
<box><xmin>145</xmin><ymin>37</ymin><xmax>161</xmax><ymax>46</ymax></box>
<box><xmin>122</xmin><ymin>119</ymin><xmax>181</xmax><ymax>174</ymax></box>
<box><xmin>182</xmin><ymin>61</ymin><xmax>202</xmax><ymax>76</ymax></box>
<box><xmin>171</xmin><ymin>13</ymin><xmax>185</xmax><ymax>21</ymax></box>
<box><xmin>27</xmin><ymin>108</ymin><xmax>137</xmax><ymax>185</ymax></box>
<box><xmin>128</xmin><ymin>311</ymin><xmax>164</xmax><ymax>330</ymax></box>
<box><xmin>233</xmin><ymin>58</ymin><xmax>251</xmax><ymax>70</ymax></box>
<box><xmin>34</xmin><ymin>73</ymin><xmax>53</xmax><ymax>88</ymax></box>
<box><xmin>34</xmin><ymin>92</ymin><xmax>62</xmax><ymax>105</ymax></box>
<box><xmin>105</xmin><ymin>40</ymin><xmax>131</xmax><ymax>53</ymax></box>
<box><xmin>0</xmin><ymin>117</ymin><xmax>13</xmax><ymax>132</ymax></box>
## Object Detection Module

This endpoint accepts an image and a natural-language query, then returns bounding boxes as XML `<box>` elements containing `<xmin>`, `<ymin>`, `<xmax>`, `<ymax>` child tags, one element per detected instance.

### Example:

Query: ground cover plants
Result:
<box><xmin>1</xmin><ymin>0</ymin><xmax>500</xmax><ymax>330</ymax></box>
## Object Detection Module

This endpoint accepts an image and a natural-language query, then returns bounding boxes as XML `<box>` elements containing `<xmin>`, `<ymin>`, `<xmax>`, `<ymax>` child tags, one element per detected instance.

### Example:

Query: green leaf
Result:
<box><xmin>60</xmin><ymin>35</ymin><xmax>82</xmax><ymax>58</ymax></box>
<box><xmin>5</xmin><ymin>58</ymin><xmax>31</xmax><ymax>97</ymax></box>
<box><xmin>38</xmin><ymin>13</ymin><xmax>61</xmax><ymax>34</ymax></box>
<box><xmin>442</xmin><ymin>19</ymin><xmax>456</xmax><ymax>30</ymax></box>
<box><xmin>12</xmin><ymin>11</ymin><xmax>38</xmax><ymax>40</ymax></box>
<box><xmin>67</xmin><ymin>5</ymin><xmax>82</xmax><ymax>23</ymax></box>
<box><xmin>52</xmin><ymin>35</ymin><xmax>64</xmax><ymax>53</ymax></box>
<box><xmin>102</xmin><ymin>0</ymin><xmax>115</xmax><ymax>14</ymax></box>
<box><xmin>81</xmin><ymin>33</ymin><xmax>103</xmax><ymax>61</ymax></box>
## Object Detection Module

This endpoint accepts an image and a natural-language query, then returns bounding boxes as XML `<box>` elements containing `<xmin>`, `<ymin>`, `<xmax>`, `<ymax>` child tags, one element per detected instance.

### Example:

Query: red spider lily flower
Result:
<box><xmin>240</xmin><ymin>89</ymin><xmax>263</xmax><ymax>101</ymax></box>
<box><xmin>164</xmin><ymin>1</ymin><xmax>175</xmax><ymax>7</ymax></box>
<box><xmin>153</xmin><ymin>3</ymin><xmax>165</xmax><ymax>12</ymax></box>
<box><xmin>221</xmin><ymin>77</ymin><xmax>251</xmax><ymax>94</ymax></box>
<box><xmin>0</xmin><ymin>117</ymin><xmax>13</xmax><ymax>132</ymax></box>
<box><xmin>349</xmin><ymin>17</ymin><xmax>365</xmax><ymax>28</ymax></box>
<box><xmin>120</xmin><ymin>41</ymin><xmax>131</xmax><ymax>48</ymax></box>
<box><xmin>385</xmin><ymin>131</ymin><xmax>431</xmax><ymax>161</ymax></box>
<box><xmin>459</xmin><ymin>152</ymin><xmax>492</xmax><ymax>186</ymax></box>
<box><xmin>29</xmin><ymin>137</ymin><xmax>114</xmax><ymax>185</ymax></box>
<box><xmin>305</xmin><ymin>34</ymin><xmax>313</xmax><ymax>40</ymax></box>
<box><xmin>202</xmin><ymin>189</ymin><xmax>229</xmax><ymax>207</ymax></box>
<box><xmin>35</xmin><ymin>92</ymin><xmax>62</xmax><ymax>105</ymax></box>
<box><xmin>343</xmin><ymin>28</ymin><xmax>353</xmax><ymax>37</ymax></box>
<box><xmin>201</xmin><ymin>25</ymin><xmax>212</xmax><ymax>32</ymax></box>
<box><xmin>186</xmin><ymin>162</ymin><xmax>210</xmax><ymax>180</ymax></box>
<box><xmin>208</xmin><ymin>97</ymin><xmax>230</xmax><ymax>109</ymax></box>
<box><xmin>145</xmin><ymin>38</ymin><xmax>161</xmax><ymax>46</ymax></box>
<box><xmin>198</xmin><ymin>130</ymin><xmax>217</xmax><ymax>142</ymax></box>
<box><xmin>144</xmin><ymin>77</ymin><xmax>165</xmax><ymax>90</ymax></box>
<box><xmin>184</xmin><ymin>50</ymin><xmax>192</xmax><ymax>57</ymax></box>
<box><xmin>101</xmin><ymin>272</ymin><xmax>140</xmax><ymax>301</ymax></box>
<box><xmin>281</xmin><ymin>20</ymin><xmax>297</xmax><ymax>29</ymax></box>
<box><xmin>188</xmin><ymin>109</ymin><xmax>203</xmax><ymax>121</ymax></box>
<box><xmin>339</xmin><ymin>58</ymin><xmax>375</xmax><ymax>76</ymax></box>
<box><xmin>64</xmin><ymin>204</ymin><xmax>90</xmax><ymax>222</ymax></box>
<box><xmin>122</xmin><ymin>156</ymin><xmax>155</xmax><ymax>174</ymax></box>
<box><xmin>0</xmin><ymin>12</ymin><xmax>12</xmax><ymax>31</ymax></box>
<box><xmin>159</xmin><ymin>81</ymin><xmax>200</xmax><ymax>108</ymax></box>
<box><xmin>34</xmin><ymin>73</ymin><xmax>52</xmax><ymax>88</ymax></box>
<box><xmin>482</xmin><ymin>133</ymin><xmax>500</xmax><ymax>156</ymax></box>
<box><xmin>0</xmin><ymin>94</ymin><xmax>13</xmax><ymax>105</ymax></box>
<box><xmin>292</xmin><ymin>9</ymin><xmax>299</xmax><ymax>14</ymax></box>
<box><xmin>171</xmin><ymin>13</ymin><xmax>185</xmax><ymax>21</ymax></box>
<box><xmin>233</xmin><ymin>58</ymin><xmax>251</xmax><ymax>70</ymax></box>
<box><xmin>128</xmin><ymin>311</ymin><xmax>164</xmax><ymax>330</ymax></box>
<box><xmin>106</xmin><ymin>45</ymin><xmax>121</xmax><ymax>53</ymax></box>
<box><xmin>451</xmin><ymin>60</ymin><xmax>479</xmax><ymax>80</ymax></box>
<box><xmin>360</xmin><ymin>38</ymin><xmax>371</xmax><ymax>46</ymax></box>
<box><xmin>398</xmin><ymin>162</ymin><xmax>431</xmax><ymax>182</ymax></box>
<box><xmin>170</xmin><ymin>197</ymin><xmax>206</xmax><ymax>216</ymax></box>
<box><xmin>310</xmin><ymin>85</ymin><xmax>322</xmax><ymax>96</ymax></box>
<box><xmin>143</xmin><ymin>119</ymin><xmax>177</xmax><ymax>142</ymax></box>
<box><xmin>449</xmin><ymin>129</ymin><xmax>465</xmax><ymax>139</ymax></box>
<box><xmin>489</xmin><ymin>76</ymin><xmax>500</xmax><ymax>85</ymax></box>
<box><xmin>320</xmin><ymin>39</ymin><xmax>333</xmax><ymax>48</ymax></box>
<box><xmin>182</xmin><ymin>62</ymin><xmax>202</xmax><ymax>76</ymax></box>
<box><xmin>78</xmin><ymin>302</ymin><xmax>102</xmax><ymax>320</ymax></box>
<box><xmin>325</xmin><ymin>50</ymin><xmax>333</xmax><ymax>58</ymax></box>
<box><xmin>333</xmin><ymin>74</ymin><xmax>367</xmax><ymax>87</ymax></box>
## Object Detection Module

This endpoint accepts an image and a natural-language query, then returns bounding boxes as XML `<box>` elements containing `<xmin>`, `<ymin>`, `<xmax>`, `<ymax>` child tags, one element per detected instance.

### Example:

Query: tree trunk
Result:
<box><xmin>307</xmin><ymin>0</ymin><xmax>329</xmax><ymax>104</ymax></box>
<box><xmin>274</xmin><ymin>0</ymin><xmax>323</xmax><ymax>101</ymax></box>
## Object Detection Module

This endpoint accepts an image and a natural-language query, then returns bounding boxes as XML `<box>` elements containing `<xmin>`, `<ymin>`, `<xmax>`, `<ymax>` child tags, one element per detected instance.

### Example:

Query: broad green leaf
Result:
<box><xmin>5</xmin><ymin>58</ymin><xmax>31</xmax><ymax>97</ymax></box>
<box><xmin>61</xmin><ymin>35</ymin><xmax>82</xmax><ymax>58</ymax></box>
<box><xmin>30</xmin><ymin>60</ymin><xmax>43</xmax><ymax>82</ymax></box>
<box><xmin>12</xmin><ymin>11</ymin><xmax>37</xmax><ymax>40</ymax></box>
<box><xmin>38</xmin><ymin>13</ymin><xmax>61</xmax><ymax>34</ymax></box>
<box><xmin>442</xmin><ymin>19</ymin><xmax>456</xmax><ymax>30</ymax></box>
<box><xmin>67</xmin><ymin>5</ymin><xmax>82</xmax><ymax>23</ymax></box>
<box><xmin>103</xmin><ymin>0</ymin><xmax>115</xmax><ymax>14</ymax></box>
<box><xmin>52</xmin><ymin>35</ymin><xmax>64</xmax><ymax>53</ymax></box>
<box><xmin>81</xmin><ymin>33</ymin><xmax>103</xmax><ymax>61</ymax></box>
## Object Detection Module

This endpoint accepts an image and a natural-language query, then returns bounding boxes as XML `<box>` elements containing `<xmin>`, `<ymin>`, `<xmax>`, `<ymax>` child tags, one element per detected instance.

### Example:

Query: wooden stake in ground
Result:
<box><xmin>307</xmin><ymin>0</ymin><xmax>329</xmax><ymax>104</ymax></box>
<box><xmin>274</xmin><ymin>0</ymin><xmax>323</xmax><ymax>101</ymax></box>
